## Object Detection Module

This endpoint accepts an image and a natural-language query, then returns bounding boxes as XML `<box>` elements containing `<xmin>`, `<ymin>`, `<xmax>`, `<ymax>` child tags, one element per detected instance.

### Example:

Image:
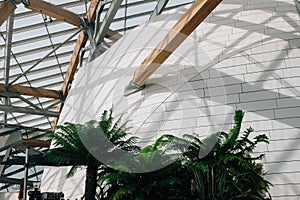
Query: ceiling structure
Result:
<box><xmin>0</xmin><ymin>0</ymin><xmax>195</xmax><ymax>192</ymax></box>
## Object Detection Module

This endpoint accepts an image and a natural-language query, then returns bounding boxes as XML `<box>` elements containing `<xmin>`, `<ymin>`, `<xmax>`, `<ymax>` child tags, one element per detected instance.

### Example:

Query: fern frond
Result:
<box><xmin>66</xmin><ymin>165</ymin><xmax>79</xmax><ymax>178</ymax></box>
<box><xmin>221</xmin><ymin>110</ymin><xmax>244</xmax><ymax>152</ymax></box>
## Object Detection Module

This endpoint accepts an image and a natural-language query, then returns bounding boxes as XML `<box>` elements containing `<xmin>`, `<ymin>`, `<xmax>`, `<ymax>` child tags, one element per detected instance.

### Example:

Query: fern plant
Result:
<box><xmin>181</xmin><ymin>110</ymin><xmax>272</xmax><ymax>199</ymax></box>
<box><xmin>99</xmin><ymin>135</ymin><xmax>189</xmax><ymax>200</ymax></box>
<box><xmin>45</xmin><ymin>109</ymin><xmax>140</xmax><ymax>200</ymax></box>
<box><xmin>100</xmin><ymin>110</ymin><xmax>272</xmax><ymax>200</ymax></box>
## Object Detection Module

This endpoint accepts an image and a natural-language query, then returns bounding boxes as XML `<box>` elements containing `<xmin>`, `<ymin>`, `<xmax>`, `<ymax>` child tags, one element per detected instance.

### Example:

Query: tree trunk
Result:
<box><xmin>85</xmin><ymin>163</ymin><xmax>98</xmax><ymax>200</ymax></box>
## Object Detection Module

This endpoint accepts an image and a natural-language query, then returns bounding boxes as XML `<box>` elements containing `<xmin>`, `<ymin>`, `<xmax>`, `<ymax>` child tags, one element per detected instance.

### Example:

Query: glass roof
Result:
<box><xmin>0</xmin><ymin>0</ymin><xmax>193</xmax><ymax>191</ymax></box>
<box><xmin>0</xmin><ymin>0</ymin><xmax>193</xmax><ymax>130</ymax></box>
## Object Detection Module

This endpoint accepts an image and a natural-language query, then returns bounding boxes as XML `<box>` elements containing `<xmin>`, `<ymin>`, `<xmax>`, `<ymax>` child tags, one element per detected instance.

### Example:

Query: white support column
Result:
<box><xmin>150</xmin><ymin>0</ymin><xmax>169</xmax><ymax>19</ymax></box>
<box><xmin>94</xmin><ymin>0</ymin><xmax>123</xmax><ymax>47</ymax></box>
<box><xmin>0</xmin><ymin>105</ymin><xmax>60</xmax><ymax>117</ymax></box>
<box><xmin>0</xmin><ymin>147</ymin><xmax>12</xmax><ymax>176</ymax></box>
<box><xmin>295</xmin><ymin>0</ymin><xmax>300</xmax><ymax>14</ymax></box>
<box><xmin>3</xmin><ymin>12</ymin><xmax>14</xmax><ymax>127</ymax></box>
<box><xmin>23</xmin><ymin>147</ymin><xmax>29</xmax><ymax>200</ymax></box>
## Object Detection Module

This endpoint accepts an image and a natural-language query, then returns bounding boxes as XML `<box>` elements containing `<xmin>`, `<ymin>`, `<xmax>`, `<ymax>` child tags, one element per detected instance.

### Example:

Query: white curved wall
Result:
<box><xmin>0</xmin><ymin>192</ymin><xmax>18</xmax><ymax>200</ymax></box>
<box><xmin>41</xmin><ymin>0</ymin><xmax>300</xmax><ymax>199</ymax></box>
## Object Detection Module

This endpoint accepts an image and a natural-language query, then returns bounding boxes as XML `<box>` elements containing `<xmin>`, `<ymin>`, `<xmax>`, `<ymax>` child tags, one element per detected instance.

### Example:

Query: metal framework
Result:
<box><xmin>151</xmin><ymin>0</ymin><xmax>169</xmax><ymax>18</ymax></box>
<box><xmin>0</xmin><ymin>0</ymin><xmax>195</xmax><ymax>192</ymax></box>
<box><xmin>295</xmin><ymin>0</ymin><xmax>300</xmax><ymax>13</ymax></box>
<box><xmin>0</xmin><ymin>125</ymin><xmax>51</xmax><ymax>190</ymax></box>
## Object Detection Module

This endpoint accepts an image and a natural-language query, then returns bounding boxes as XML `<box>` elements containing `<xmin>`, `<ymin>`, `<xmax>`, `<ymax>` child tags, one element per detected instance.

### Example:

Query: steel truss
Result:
<box><xmin>0</xmin><ymin>0</ymin><xmax>193</xmax><ymax>192</ymax></box>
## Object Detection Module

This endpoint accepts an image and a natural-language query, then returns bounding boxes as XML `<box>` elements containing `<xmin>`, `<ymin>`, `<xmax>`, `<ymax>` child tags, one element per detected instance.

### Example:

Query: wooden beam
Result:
<box><xmin>27</xmin><ymin>0</ymin><xmax>81</xmax><ymax>26</ymax></box>
<box><xmin>53</xmin><ymin>0</ymin><xmax>123</xmax><ymax>129</ymax></box>
<box><xmin>0</xmin><ymin>0</ymin><xmax>16</xmax><ymax>26</ymax></box>
<box><xmin>132</xmin><ymin>0</ymin><xmax>222</xmax><ymax>86</ymax></box>
<box><xmin>0</xmin><ymin>83</ymin><xmax>60</xmax><ymax>99</ymax></box>
<box><xmin>60</xmin><ymin>1</ymin><xmax>123</xmax><ymax>96</ymax></box>
<box><xmin>54</xmin><ymin>31</ymin><xmax>88</xmax><ymax>128</ymax></box>
<box><xmin>61</xmin><ymin>31</ymin><xmax>88</xmax><ymax>95</ymax></box>
<box><xmin>106</xmin><ymin>27</ymin><xmax>123</xmax><ymax>42</ymax></box>
<box><xmin>61</xmin><ymin>0</ymin><xmax>105</xmax><ymax>97</ymax></box>
<box><xmin>88</xmin><ymin>0</ymin><xmax>101</xmax><ymax>22</ymax></box>
<box><xmin>22</xmin><ymin>139</ymin><xmax>51</xmax><ymax>148</ymax></box>
<box><xmin>52</xmin><ymin>0</ymin><xmax>103</xmax><ymax>129</ymax></box>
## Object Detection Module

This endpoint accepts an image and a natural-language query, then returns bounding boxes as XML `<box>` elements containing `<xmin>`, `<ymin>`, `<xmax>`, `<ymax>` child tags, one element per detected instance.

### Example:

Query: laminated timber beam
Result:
<box><xmin>52</xmin><ymin>0</ymin><xmax>103</xmax><ymax>129</ymax></box>
<box><xmin>88</xmin><ymin>0</ymin><xmax>102</xmax><ymax>22</ymax></box>
<box><xmin>26</xmin><ymin>0</ymin><xmax>81</xmax><ymax>26</ymax></box>
<box><xmin>22</xmin><ymin>139</ymin><xmax>51</xmax><ymax>148</ymax></box>
<box><xmin>106</xmin><ymin>28</ymin><xmax>123</xmax><ymax>42</ymax></box>
<box><xmin>53</xmin><ymin>0</ymin><xmax>123</xmax><ymax>129</ymax></box>
<box><xmin>61</xmin><ymin>0</ymin><xmax>123</xmax><ymax>96</ymax></box>
<box><xmin>61</xmin><ymin>0</ymin><xmax>114</xmax><ymax>97</ymax></box>
<box><xmin>0</xmin><ymin>83</ymin><xmax>60</xmax><ymax>99</ymax></box>
<box><xmin>0</xmin><ymin>0</ymin><xmax>16</xmax><ymax>26</ymax></box>
<box><xmin>61</xmin><ymin>31</ymin><xmax>87</xmax><ymax>96</ymax></box>
<box><xmin>132</xmin><ymin>0</ymin><xmax>222</xmax><ymax>86</ymax></box>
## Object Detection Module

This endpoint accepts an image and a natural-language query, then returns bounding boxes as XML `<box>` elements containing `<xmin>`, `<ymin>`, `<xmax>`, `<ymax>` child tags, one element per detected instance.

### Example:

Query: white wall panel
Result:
<box><xmin>41</xmin><ymin>0</ymin><xmax>300</xmax><ymax>198</ymax></box>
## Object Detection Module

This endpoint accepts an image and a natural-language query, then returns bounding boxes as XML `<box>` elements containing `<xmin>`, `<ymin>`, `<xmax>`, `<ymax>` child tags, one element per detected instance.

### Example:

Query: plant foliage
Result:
<box><xmin>100</xmin><ymin>110</ymin><xmax>272</xmax><ymax>200</ymax></box>
<box><xmin>45</xmin><ymin>109</ymin><xmax>140</xmax><ymax>200</ymax></box>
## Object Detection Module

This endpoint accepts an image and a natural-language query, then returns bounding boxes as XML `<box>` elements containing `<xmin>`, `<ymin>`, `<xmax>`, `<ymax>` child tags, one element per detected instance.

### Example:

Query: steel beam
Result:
<box><xmin>0</xmin><ymin>177</ymin><xmax>35</xmax><ymax>185</ymax></box>
<box><xmin>295</xmin><ymin>0</ymin><xmax>300</xmax><ymax>14</ymax></box>
<box><xmin>0</xmin><ymin>105</ymin><xmax>60</xmax><ymax>117</ymax></box>
<box><xmin>9</xmin><ymin>28</ymin><xmax>82</xmax><ymax>85</ymax></box>
<box><xmin>94</xmin><ymin>0</ymin><xmax>123</xmax><ymax>47</ymax></box>
<box><xmin>3</xmin><ymin>167</ymin><xmax>25</xmax><ymax>177</ymax></box>
<box><xmin>0</xmin><ymin>172</ymin><xmax>42</xmax><ymax>191</ymax></box>
<box><xmin>18</xmin><ymin>96</ymin><xmax>42</xmax><ymax>110</ymax></box>
<box><xmin>94</xmin><ymin>0</ymin><xmax>111</xmax><ymax>37</ymax></box>
<box><xmin>0</xmin><ymin>147</ymin><xmax>12</xmax><ymax>176</ymax></box>
<box><xmin>151</xmin><ymin>0</ymin><xmax>169</xmax><ymax>18</ymax></box>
